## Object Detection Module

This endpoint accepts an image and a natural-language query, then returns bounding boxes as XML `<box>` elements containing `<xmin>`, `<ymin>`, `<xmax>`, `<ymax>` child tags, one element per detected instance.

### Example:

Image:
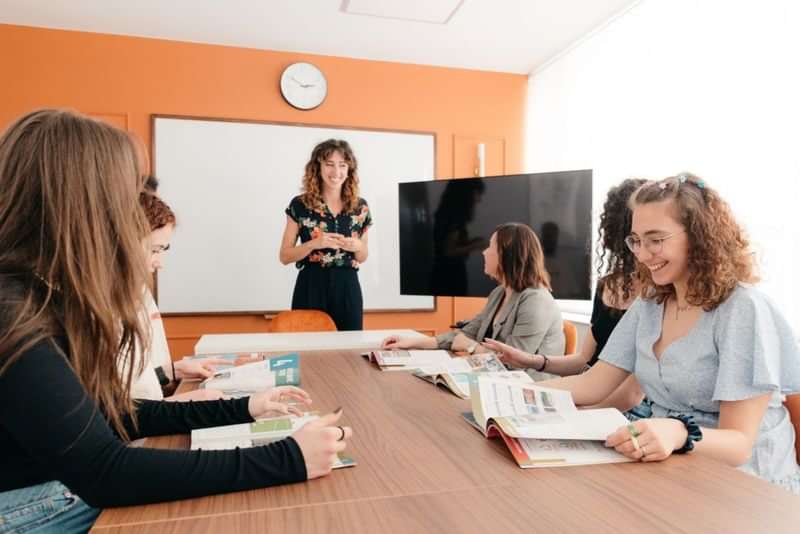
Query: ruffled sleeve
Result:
<box><xmin>712</xmin><ymin>286</ymin><xmax>800</xmax><ymax>401</ymax></box>
<box><xmin>598</xmin><ymin>297</ymin><xmax>643</xmax><ymax>373</ymax></box>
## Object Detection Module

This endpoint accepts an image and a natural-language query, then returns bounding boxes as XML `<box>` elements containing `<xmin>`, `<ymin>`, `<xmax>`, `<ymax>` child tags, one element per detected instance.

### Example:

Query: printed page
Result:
<box><xmin>510</xmin><ymin>437</ymin><xmax>633</xmax><ymax>468</ymax></box>
<box><xmin>191</xmin><ymin>413</ymin><xmax>316</xmax><ymax>450</ymax></box>
<box><xmin>183</xmin><ymin>352</ymin><xmax>272</xmax><ymax>370</ymax></box>
<box><xmin>494</xmin><ymin>408</ymin><xmax>629</xmax><ymax>441</ymax></box>
<box><xmin>471</xmin><ymin>375</ymin><xmax>577</xmax><ymax>429</ymax></box>
<box><xmin>200</xmin><ymin>353</ymin><xmax>300</xmax><ymax>395</ymax></box>
<box><xmin>373</xmin><ymin>349</ymin><xmax>454</xmax><ymax>370</ymax></box>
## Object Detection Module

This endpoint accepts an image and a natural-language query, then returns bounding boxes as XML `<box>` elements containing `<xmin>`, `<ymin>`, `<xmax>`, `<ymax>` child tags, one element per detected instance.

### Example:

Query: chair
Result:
<box><xmin>268</xmin><ymin>310</ymin><xmax>337</xmax><ymax>333</ymax></box>
<box><xmin>562</xmin><ymin>320</ymin><xmax>578</xmax><ymax>355</ymax></box>
<box><xmin>784</xmin><ymin>394</ymin><xmax>800</xmax><ymax>464</ymax></box>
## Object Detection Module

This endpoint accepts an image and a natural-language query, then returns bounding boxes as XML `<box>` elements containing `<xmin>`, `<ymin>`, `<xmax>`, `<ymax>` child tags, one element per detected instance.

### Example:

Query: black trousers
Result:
<box><xmin>291</xmin><ymin>266</ymin><xmax>364</xmax><ymax>331</ymax></box>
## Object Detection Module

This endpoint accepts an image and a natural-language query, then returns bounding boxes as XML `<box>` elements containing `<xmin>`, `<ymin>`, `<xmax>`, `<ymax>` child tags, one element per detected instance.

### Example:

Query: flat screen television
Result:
<box><xmin>398</xmin><ymin>170</ymin><xmax>592</xmax><ymax>299</ymax></box>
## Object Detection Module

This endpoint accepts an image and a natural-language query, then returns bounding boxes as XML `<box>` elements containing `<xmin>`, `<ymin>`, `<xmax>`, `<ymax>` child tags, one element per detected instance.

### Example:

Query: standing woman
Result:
<box><xmin>280</xmin><ymin>139</ymin><xmax>372</xmax><ymax>331</ymax></box>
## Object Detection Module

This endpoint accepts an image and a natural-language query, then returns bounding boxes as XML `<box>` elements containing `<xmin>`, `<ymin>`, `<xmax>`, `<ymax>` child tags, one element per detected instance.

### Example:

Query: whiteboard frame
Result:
<box><xmin>151</xmin><ymin>114</ymin><xmax>437</xmax><ymax>316</ymax></box>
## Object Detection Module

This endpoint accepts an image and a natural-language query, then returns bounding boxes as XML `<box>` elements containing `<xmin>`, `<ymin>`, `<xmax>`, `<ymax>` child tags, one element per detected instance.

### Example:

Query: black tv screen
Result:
<box><xmin>398</xmin><ymin>170</ymin><xmax>592</xmax><ymax>299</ymax></box>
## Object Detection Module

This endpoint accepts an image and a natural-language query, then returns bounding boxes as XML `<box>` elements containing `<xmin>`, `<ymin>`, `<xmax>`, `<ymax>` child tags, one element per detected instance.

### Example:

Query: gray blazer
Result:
<box><xmin>435</xmin><ymin>286</ymin><xmax>565</xmax><ymax>356</ymax></box>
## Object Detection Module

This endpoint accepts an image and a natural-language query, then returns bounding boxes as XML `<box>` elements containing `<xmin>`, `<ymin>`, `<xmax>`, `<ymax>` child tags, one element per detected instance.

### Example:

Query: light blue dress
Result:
<box><xmin>599</xmin><ymin>284</ymin><xmax>800</xmax><ymax>493</ymax></box>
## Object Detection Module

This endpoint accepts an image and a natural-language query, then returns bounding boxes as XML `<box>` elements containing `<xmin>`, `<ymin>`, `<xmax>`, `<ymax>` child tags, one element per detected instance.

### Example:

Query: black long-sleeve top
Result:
<box><xmin>0</xmin><ymin>339</ymin><xmax>307</xmax><ymax>507</ymax></box>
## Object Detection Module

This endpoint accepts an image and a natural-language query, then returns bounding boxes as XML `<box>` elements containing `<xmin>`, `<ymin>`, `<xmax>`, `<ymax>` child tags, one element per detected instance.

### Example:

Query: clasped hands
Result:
<box><xmin>313</xmin><ymin>231</ymin><xmax>361</xmax><ymax>252</ymax></box>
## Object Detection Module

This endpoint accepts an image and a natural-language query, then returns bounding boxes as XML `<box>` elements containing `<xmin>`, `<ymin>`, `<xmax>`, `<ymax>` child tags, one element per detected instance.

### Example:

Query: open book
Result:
<box><xmin>183</xmin><ymin>351</ymin><xmax>275</xmax><ymax>370</ymax></box>
<box><xmin>199</xmin><ymin>353</ymin><xmax>300</xmax><ymax>397</ymax></box>
<box><xmin>191</xmin><ymin>412</ymin><xmax>355</xmax><ymax>469</ymax></box>
<box><xmin>363</xmin><ymin>349</ymin><xmax>455</xmax><ymax>371</ymax></box>
<box><xmin>413</xmin><ymin>353</ymin><xmax>531</xmax><ymax>399</ymax></box>
<box><xmin>465</xmin><ymin>375</ymin><xmax>633</xmax><ymax>468</ymax></box>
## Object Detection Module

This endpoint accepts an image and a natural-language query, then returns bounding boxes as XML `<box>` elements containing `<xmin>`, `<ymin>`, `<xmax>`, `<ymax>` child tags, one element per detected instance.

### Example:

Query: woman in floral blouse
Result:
<box><xmin>279</xmin><ymin>139</ymin><xmax>372</xmax><ymax>330</ymax></box>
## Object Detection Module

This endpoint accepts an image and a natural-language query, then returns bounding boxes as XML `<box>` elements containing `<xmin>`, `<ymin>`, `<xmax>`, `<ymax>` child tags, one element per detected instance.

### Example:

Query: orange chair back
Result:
<box><xmin>269</xmin><ymin>310</ymin><xmax>337</xmax><ymax>333</ymax></box>
<box><xmin>784</xmin><ymin>394</ymin><xmax>800</xmax><ymax>464</ymax></box>
<box><xmin>562</xmin><ymin>320</ymin><xmax>578</xmax><ymax>355</ymax></box>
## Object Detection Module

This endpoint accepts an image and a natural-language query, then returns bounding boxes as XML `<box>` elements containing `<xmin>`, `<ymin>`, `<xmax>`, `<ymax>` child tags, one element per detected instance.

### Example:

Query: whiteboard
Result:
<box><xmin>153</xmin><ymin>116</ymin><xmax>435</xmax><ymax>314</ymax></box>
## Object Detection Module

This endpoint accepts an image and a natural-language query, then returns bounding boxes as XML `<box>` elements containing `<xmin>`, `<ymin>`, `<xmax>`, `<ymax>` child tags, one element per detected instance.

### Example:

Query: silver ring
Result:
<box><xmin>337</xmin><ymin>426</ymin><xmax>346</xmax><ymax>442</ymax></box>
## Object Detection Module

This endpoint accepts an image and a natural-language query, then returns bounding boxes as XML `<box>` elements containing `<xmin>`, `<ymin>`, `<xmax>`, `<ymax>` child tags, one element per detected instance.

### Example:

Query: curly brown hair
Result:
<box><xmin>139</xmin><ymin>191</ymin><xmax>176</xmax><ymax>232</ymax></box>
<box><xmin>596</xmin><ymin>178</ymin><xmax>648</xmax><ymax>306</ymax></box>
<box><xmin>300</xmin><ymin>139</ymin><xmax>360</xmax><ymax>214</ymax></box>
<box><xmin>494</xmin><ymin>223</ymin><xmax>551</xmax><ymax>292</ymax></box>
<box><xmin>629</xmin><ymin>173</ymin><xmax>758</xmax><ymax>310</ymax></box>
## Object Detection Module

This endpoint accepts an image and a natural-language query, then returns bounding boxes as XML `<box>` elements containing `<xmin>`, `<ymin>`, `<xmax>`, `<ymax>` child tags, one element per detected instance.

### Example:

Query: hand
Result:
<box><xmin>248</xmin><ymin>386</ymin><xmax>312</xmax><ymax>419</ymax></box>
<box><xmin>173</xmin><ymin>358</ymin><xmax>230</xmax><ymax>380</ymax></box>
<box><xmin>312</xmin><ymin>232</ymin><xmax>345</xmax><ymax>250</ymax></box>
<box><xmin>337</xmin><ymin>236</ymin><xmax>362</xmax><ymax>253</ymax></box>
<box><xmin>481</xmin><ymin>338</ymin><xmax>537</xmax><ymax>369</ymax></box>
<box><xmin>291</xmin><ymin>409</ymin><xmax>352</xmax><ymax>479</ymax></box>
<box><xmin>165</xmin><ymin>389</ymin><xmax>225</xmax><ymax>402</ymax></box>
<box><xmin>381</xmin><ymin>335</ymin><xmax>418</xmax><ymax>350</ymax></box>
<box><xmin>605</xmin><ymin>418</ymin><xmax>688</xmax><ymax>462</ymax></box>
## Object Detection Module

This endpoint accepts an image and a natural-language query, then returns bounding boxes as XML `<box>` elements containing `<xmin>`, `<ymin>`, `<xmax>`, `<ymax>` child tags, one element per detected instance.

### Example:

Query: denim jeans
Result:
<box><xmin>0</xmin><ymin>481</ymin><xmax>99</xmax><ymax>533</ymax></box>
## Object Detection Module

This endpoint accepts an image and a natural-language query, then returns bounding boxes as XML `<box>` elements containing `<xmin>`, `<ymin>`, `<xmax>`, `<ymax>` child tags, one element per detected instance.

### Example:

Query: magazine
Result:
<box><xmin>199</xmin><ymin>353</ymin><xmax>300</xmax><ymax>397</ymax></box>
<box><xmin>413</xmin><ymin>353</ymin><xmax>531</xmax><ymax>399</ymax></box>
<box><xmin>191</xmin><ymin>412</ymin><xmax>355</xmax><ymax>469</ymax></box>
<box><xmin>182</xmin><ymin>351</ymin><xmax>276</xmax><ymax>370</ymax></box>
<box><xmin>363</xmin><ymin>349</ymin><xmax>455</xmax><ymax>371</ymax></box>
<box><xmin>464</xmin><ymin>375</ymin><xmax>633</xmax><ymax>468</ymax></box>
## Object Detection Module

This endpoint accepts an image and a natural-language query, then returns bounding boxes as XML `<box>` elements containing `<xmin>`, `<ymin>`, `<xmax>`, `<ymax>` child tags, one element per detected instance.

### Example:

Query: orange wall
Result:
<box><xmin>0</xmin><ymin>24</ymin><xmax>527</xmax><ymax>357</ymax></box>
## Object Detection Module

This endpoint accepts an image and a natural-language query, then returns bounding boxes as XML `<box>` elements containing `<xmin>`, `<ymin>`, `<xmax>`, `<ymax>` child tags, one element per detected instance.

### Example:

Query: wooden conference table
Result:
<box><xmin>93</xmin><ymin>347</ymin><xmax>800</xmax><ymax>532</ymax></box>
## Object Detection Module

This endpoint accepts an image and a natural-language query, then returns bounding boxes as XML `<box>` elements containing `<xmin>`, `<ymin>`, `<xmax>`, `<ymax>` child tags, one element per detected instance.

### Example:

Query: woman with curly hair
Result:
<box><xmin>279</xmin><ymin>139</ymin><xmax>372</xmax><ymax>330</ymax></box>
<box><xmin>537</xmin><ymin>173</ymin><xmax>800</xmax><ymax>493</ymax></box>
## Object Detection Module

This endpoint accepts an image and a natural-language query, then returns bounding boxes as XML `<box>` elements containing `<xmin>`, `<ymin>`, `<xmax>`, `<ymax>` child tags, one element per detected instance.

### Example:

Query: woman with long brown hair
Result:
<box><xmin>0</xmin><ymin>110</ymin><xmax>352</xmax><ymax>532</ymax></box>
<box><xmin>383</xmin><ymin>222</ymin><xmax>564</xmax><ymax>359</ymax></box>
<box><xmin>279</xmin><ymin>139</ymin><xmax>372</xmax><ymax>330</ymax></box>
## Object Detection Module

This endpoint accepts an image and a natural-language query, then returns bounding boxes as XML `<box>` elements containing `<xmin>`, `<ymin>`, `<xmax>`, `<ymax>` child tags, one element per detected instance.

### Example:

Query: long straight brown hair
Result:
<box><xmin>0</xmin><ymin>109</ymin><xmax>150</xmax><ymax>439</ymax></box>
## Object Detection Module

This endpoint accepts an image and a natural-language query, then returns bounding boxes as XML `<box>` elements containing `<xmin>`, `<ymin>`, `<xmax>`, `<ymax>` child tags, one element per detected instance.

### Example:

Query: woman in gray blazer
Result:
<box><xmin>382</xmin><ymin>223</ymin><xmax>565</xmax><ymax>359</ymax></box>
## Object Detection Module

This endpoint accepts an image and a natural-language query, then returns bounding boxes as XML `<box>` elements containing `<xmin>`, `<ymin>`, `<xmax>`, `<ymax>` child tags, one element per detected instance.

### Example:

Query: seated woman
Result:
<box><xmin>485</xmin><ymin>179</ymin><xmax>647</xmax><ymax>411</ymax></box>
<box><xmin>383</xmin><ymin>222</ymin><xmax>564</xmax><ymax>361</ymax></box>
<box><xmin>536</xmin><ymin>173</ymin><xmax>800</xmax><ymax>493</ymax></box>
<box><xmin>130</xmin><ymin>182</ymin><xmax>230</xmax><ymax>401</ymax></box>
<box><xmin>0</xmin><ymin>110</ymin><xmax>352</xmax><ymax>532</ymax></box>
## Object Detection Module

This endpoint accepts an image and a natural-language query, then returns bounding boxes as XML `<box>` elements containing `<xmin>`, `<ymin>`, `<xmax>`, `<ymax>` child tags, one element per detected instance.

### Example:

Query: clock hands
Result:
<box><xmin>290</xmin><ymin>76</ymin><xmax>317</xmax><ymax>89</ymax></box>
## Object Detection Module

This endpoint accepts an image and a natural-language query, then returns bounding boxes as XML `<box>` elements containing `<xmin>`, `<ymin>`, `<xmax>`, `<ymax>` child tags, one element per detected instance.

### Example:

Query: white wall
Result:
<box><xmin>526</xmin><ymin>0</ymin><xmax>800</xmax><ymax>332</ymax></box>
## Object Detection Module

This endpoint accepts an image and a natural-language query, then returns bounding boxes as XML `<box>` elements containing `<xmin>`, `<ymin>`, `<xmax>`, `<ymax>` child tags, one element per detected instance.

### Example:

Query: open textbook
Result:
<box><xmin>198</xmin><ymin>353</ymin><xmax>300</xmax><ymax>397</ymax></box>
<box><xmin>191</xmin><ymin>412</ymin><xmax>355</xmax><ymax>469</ymax></box>
<box><xmin>183</xmin><ymin>351</ymin><xmax>275</xmax><ymax>370</ymax></box>
<box><xmin>465</xmin><ymin>375</ymin><xmax>633</xmax><ymax>468</ymax></box>
<box><xmin>363</xmin><ymin>349</ymin><xmax>455</xmax><ymax>371</ymax></box>
<box><xmin>413</xmin><ymin>353</ymin><xmax>531</xmax><ymax>399</ymax></box>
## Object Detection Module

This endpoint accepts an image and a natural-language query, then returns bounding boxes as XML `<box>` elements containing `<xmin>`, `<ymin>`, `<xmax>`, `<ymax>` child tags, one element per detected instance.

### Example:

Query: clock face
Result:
<box><xmin>280</xmin><ymin>62</ymin><xmax>328</xmax><ymax>110</ymax></box>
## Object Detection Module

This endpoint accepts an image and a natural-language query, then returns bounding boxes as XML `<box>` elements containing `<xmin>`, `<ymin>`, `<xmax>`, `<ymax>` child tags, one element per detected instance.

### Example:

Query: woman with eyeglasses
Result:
<box><xmin>533</xmin><ymin>173</ymin><xmax>800</xmax><ymax>493</ymax></box>
<box><xmin>484</xmin><ymin>179</ymin><xmax>648</xmax><ymax>412</ymax></box>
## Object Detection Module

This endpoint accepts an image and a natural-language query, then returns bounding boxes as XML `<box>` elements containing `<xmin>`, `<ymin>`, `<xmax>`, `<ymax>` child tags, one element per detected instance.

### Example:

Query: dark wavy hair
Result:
<box><xmin>629</xmin><ymin>173</ymin><xmax>758</xmax><ymax>310</ymax></box>
<box><xmin>300</xmin><ymin>139</ymin><xmax>360</xmax><ymax>214</ymax></box>
<box><xmin>494</xmin><ymin>222</ymin><xmax>551</xmax><ymax>292</ymax></box>
<box><xmin>595</xmin><ymin>178</ymin><xmax>648</xmax><ymax>306</ymax></box>
<box><xmin>139</xmin><ymin>191</ymin><xmax>176</xmax><ymax>232</ymax></box>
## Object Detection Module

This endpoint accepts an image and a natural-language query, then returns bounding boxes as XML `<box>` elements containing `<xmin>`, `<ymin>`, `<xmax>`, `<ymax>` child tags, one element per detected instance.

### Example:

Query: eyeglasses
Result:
<box><xmin>151</xmin><ymin>243</ymin><xmax>171</xmax><ymax>254</ymax></box>
<box><xmin>624</xmin><ymin>230</ymin><xmax>683</xmax><ymax>255</ymax></box>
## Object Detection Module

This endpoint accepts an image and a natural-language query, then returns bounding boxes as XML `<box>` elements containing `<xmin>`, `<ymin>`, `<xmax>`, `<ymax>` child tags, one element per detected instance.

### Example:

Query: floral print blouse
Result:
<box><xmin>285</xmin><ymin>195</ymin><xmax>373</xmax><ymax>270</ymax></box>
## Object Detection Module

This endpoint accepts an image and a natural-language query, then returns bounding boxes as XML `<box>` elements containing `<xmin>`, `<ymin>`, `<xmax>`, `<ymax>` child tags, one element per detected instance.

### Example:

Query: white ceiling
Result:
<box><xmin>0</xmin><ymin>0</ymin><xmax>638</xmax><ymax>74</ymax></box>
